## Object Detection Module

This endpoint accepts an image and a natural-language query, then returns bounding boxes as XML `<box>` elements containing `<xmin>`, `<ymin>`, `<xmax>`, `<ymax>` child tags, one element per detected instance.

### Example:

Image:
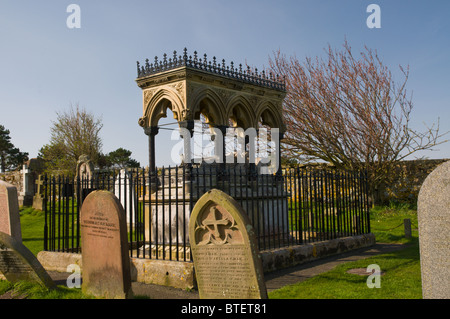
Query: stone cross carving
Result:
<box><xmin>201</xmin><ymin>207</ymin><xmax>231</xmax><ymax>244</ymax></box>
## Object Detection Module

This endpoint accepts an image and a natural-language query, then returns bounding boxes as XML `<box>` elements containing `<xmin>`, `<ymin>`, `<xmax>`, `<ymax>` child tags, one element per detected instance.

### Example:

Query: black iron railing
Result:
<box><xmin>43</xmin><ymin>164</ymin><xmax>370</xmax><ymax>261</ymax></box>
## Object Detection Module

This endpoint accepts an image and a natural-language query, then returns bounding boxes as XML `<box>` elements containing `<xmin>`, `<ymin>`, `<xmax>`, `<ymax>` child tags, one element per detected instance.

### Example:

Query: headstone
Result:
<box><xmin>0</xmin><ymin>231</ymin><xmax>55</xmax><ymax>289</ymax></box>
<box><xmin>75</xmin><ymin>154</ymin><xmax>96</xmax><ymax>203</ymax></box>
<box><xmin>417</xmin><ymin>160</ymin><xmax>450</xmax><ymax>299</ymax></box>
<box><xmin>18</xmin><ymin>164</ymin><xmax>33</xmax><ymax>206</ymax></box>
<box><xmin>80</xmin><ymin>190</ymin><xmax>132</xmax><ymax>299</ymax></box>
<box><xmin>32</xmin><ymin>175</ymin><xmax>45</xmax><ymax>211</ymax></box>
<box><xmin>189</xmin><ymin>189</ymin><xmax>267</xmax><ymax>299</ymax></box>
<box><xmin>75</xmin><ymin>154</ymin><xmax>95</xmax><ymax>181</ymax></box>
<box><xmin>0</xmin><ymin>180</ymin><xmax>22</xmax><ymax>242</ymax></box>
<box><xmin>114</xmin><ymin>169</ymin><xmax>136</xmax><ymax>226</ymax></box>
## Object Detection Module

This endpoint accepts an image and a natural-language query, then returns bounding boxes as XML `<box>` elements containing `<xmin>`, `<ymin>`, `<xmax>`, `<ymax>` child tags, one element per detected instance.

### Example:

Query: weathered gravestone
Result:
<box><xmin>80</xmin><ymin>190</ymin><xmax>132</xmax><ymax>299</ymax></box>
<box><xmin>417</xmin><ymin>160</ymin><xmax>450</xmax><ymax>299</ymax></box>
<box><xmin>0</xmin><ymin>231</ymin><xmax>55</xmax><ymax>289</ymax></box>
<box><xmin>189</xmin><ymin>189</ymin><xmax>267</xmax><ymax>299</ymax></box>
<box><xmin>0</xmin><ymin>180</ymin><xmax>22</xmax><ymax>242</ymax></box>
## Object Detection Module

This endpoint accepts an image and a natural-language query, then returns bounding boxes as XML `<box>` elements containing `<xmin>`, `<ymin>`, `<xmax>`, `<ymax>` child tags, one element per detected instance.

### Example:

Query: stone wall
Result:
<box><xmin>0</xmin><ymin>170</ymin><xmax>22</xmax><ymax>193</ymax></box>
<box><xmin>286</xmin><ymin>159</ymin><xmax>449</xmax><ymax>205</ymax></box>
<box><xmin>384</xmin><ymin>159</ymin><xmax>449</xmax><ymax>205</ymax></box>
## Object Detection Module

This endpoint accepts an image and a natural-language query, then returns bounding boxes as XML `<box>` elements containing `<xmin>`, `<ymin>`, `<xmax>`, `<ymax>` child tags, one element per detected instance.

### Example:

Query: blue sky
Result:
<box><xmin>0</xmin><ymin>0</ymin><xmax>449</xmax><ymax>167</ymax></box>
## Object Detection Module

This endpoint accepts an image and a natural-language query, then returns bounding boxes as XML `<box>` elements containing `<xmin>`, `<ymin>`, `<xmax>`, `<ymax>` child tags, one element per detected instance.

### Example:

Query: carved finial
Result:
<box><xmin>183</xmin><ymin>48</ymin><xmax>188</xmax><ymax>61</ymax></box>
<box><xmin>203</xmin><ymin>53</ymin><xmax>207</xmax><ymax>66</ymax></box>
<box><xmin>222</xmin><ymin>59</ymin><xmax>226</xmax><ymax>69</ymax></box>
<box><xmin>239</xmin><ymin>63</ymin><xmax>243</xmax><ymax>74</ymax></box>
<box><xmin>163</xmin><ymin>53</ymin><xmax>168</xmax><ymax>65</ymax></box>
<box><xmin>173</xmin><ymin>50</ymin><xmax>177</xmax><ymax>63</ymax></box>
<box><xmin>193</xmin><ymin>51</ymin><xmax>198</xmax><ymax>62</ymax></box>
<box><xmin>213</xmin><ymin>56</ymin><xmax>217</xmax><ymax>67</ymax></box>
<box><xmin>145</xmin><ymin>58</ymin><xmax>150</xmax><ymax>71</ymax></box>
<box><xmin>137</xmin><ymin>61</ymin><xmax>140</xmax><ymax>76</ymax></box>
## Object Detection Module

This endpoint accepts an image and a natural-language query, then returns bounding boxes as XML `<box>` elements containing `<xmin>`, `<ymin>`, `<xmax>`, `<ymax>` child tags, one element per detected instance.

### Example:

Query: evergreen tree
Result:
<box><xmin>0</xmin><ymin>125</ymin><xmax>29</xmax><ymax>172</ymax></box>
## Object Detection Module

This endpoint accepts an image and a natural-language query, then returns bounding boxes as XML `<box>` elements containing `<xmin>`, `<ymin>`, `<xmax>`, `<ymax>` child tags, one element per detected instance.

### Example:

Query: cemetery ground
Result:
<box><xmin>0</xmin><ymin>203</ymin><xmax>421</xmax><ymax>299</ymax></box>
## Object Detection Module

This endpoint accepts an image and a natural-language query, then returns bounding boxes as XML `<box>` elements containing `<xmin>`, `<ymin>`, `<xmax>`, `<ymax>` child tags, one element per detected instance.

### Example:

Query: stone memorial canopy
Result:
<box><xmin>136</xmin><ymin>49</ymin><xmax>286</xmax><ymax>171</ymax></box>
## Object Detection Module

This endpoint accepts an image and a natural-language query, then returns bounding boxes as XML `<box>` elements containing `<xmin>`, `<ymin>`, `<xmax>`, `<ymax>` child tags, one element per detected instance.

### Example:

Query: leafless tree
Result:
<box><xmin>269</xmin><ymin>41</ymin><xmax>447</xmax><ymax>204</ymax></box>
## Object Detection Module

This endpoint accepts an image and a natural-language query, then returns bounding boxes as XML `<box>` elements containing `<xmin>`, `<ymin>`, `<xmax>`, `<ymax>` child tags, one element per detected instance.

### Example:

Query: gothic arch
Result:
<box><xmin>226</xmin><ymin>95</ymin><xmax>256</xmax><ymax>130</ymax></box>
<box><xmin>144</xmin><ymin>87</ymin><xmax>184</xmax><ymax>127</ymax></box>
<box><xmin>190</xmin><ymin>88</ymin><xmax>227</xmax><ymax>127</ymax></box>
<box><xmin>255</xmin><ymin>101</ymin><xmax>285</xmax><ymax>133</ymax></box>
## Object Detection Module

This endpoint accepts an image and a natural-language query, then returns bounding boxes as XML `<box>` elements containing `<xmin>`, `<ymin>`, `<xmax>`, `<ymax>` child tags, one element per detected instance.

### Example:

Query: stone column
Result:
<box><xmin>144</xmin><ymin>126</ymin><xmax>159</xmax><ymax>173</ymax></box>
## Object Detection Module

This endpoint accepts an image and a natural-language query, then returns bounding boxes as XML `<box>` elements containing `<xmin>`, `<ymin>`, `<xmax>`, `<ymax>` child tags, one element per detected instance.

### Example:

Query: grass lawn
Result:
<box><xmin>269</xmin><ymin>202</ymin><xmax>422</xmax><ymax>299</ymax></box>
<box><xmin>19</xmin><ymin>207</ymin><xmax>46</xmax><ymax>256</ymax></box>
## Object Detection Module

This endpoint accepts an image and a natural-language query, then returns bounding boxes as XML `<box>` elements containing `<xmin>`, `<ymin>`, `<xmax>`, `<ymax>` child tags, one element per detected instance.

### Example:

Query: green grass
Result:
<box><xmin>269</xmin><ymin>240</ymin><xmax>421</xmax><ymax>299</ymax></box>
<box><xmin>19</xmin><ymin>207</ymin><xmax>46</xmax><ymax>256</ymax></box>
<box><xmin>269</xmin><ymin>202</ymin><xmax>422</xmax><ymax>299</ymax></box>
<box><xmin>0</xmin><ymin>279</ymin><xmax>90</xmax><ymax>299</ymax></box>
<box><xmin>370</xmin><ymin>202</ymin><xmax>418</xmax><ymax>244</ymax></box>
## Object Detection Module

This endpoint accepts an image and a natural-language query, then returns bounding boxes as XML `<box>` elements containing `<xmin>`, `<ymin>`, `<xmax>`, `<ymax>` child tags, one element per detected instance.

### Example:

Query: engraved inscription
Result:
<box><xmin>192</xmin><ymin>245</ymin><xmax>259</xmax><ymax>299</ymax></box>
<box><xmin>80</xmin><ymin>211</ymin><xmax>119</xmax><ymax>239</ymax></box>
<box><xmin>0</xmin><ymin>249</ymin><xmax>32</xmax><ymax>275</ymax></box>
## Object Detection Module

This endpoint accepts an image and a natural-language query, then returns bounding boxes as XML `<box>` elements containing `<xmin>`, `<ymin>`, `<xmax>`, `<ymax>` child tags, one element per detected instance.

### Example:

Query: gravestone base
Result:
<box><xmin>32</xmin><ymin>196</ymin><xmax>44</xmax><ymax>211</ymax></box>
